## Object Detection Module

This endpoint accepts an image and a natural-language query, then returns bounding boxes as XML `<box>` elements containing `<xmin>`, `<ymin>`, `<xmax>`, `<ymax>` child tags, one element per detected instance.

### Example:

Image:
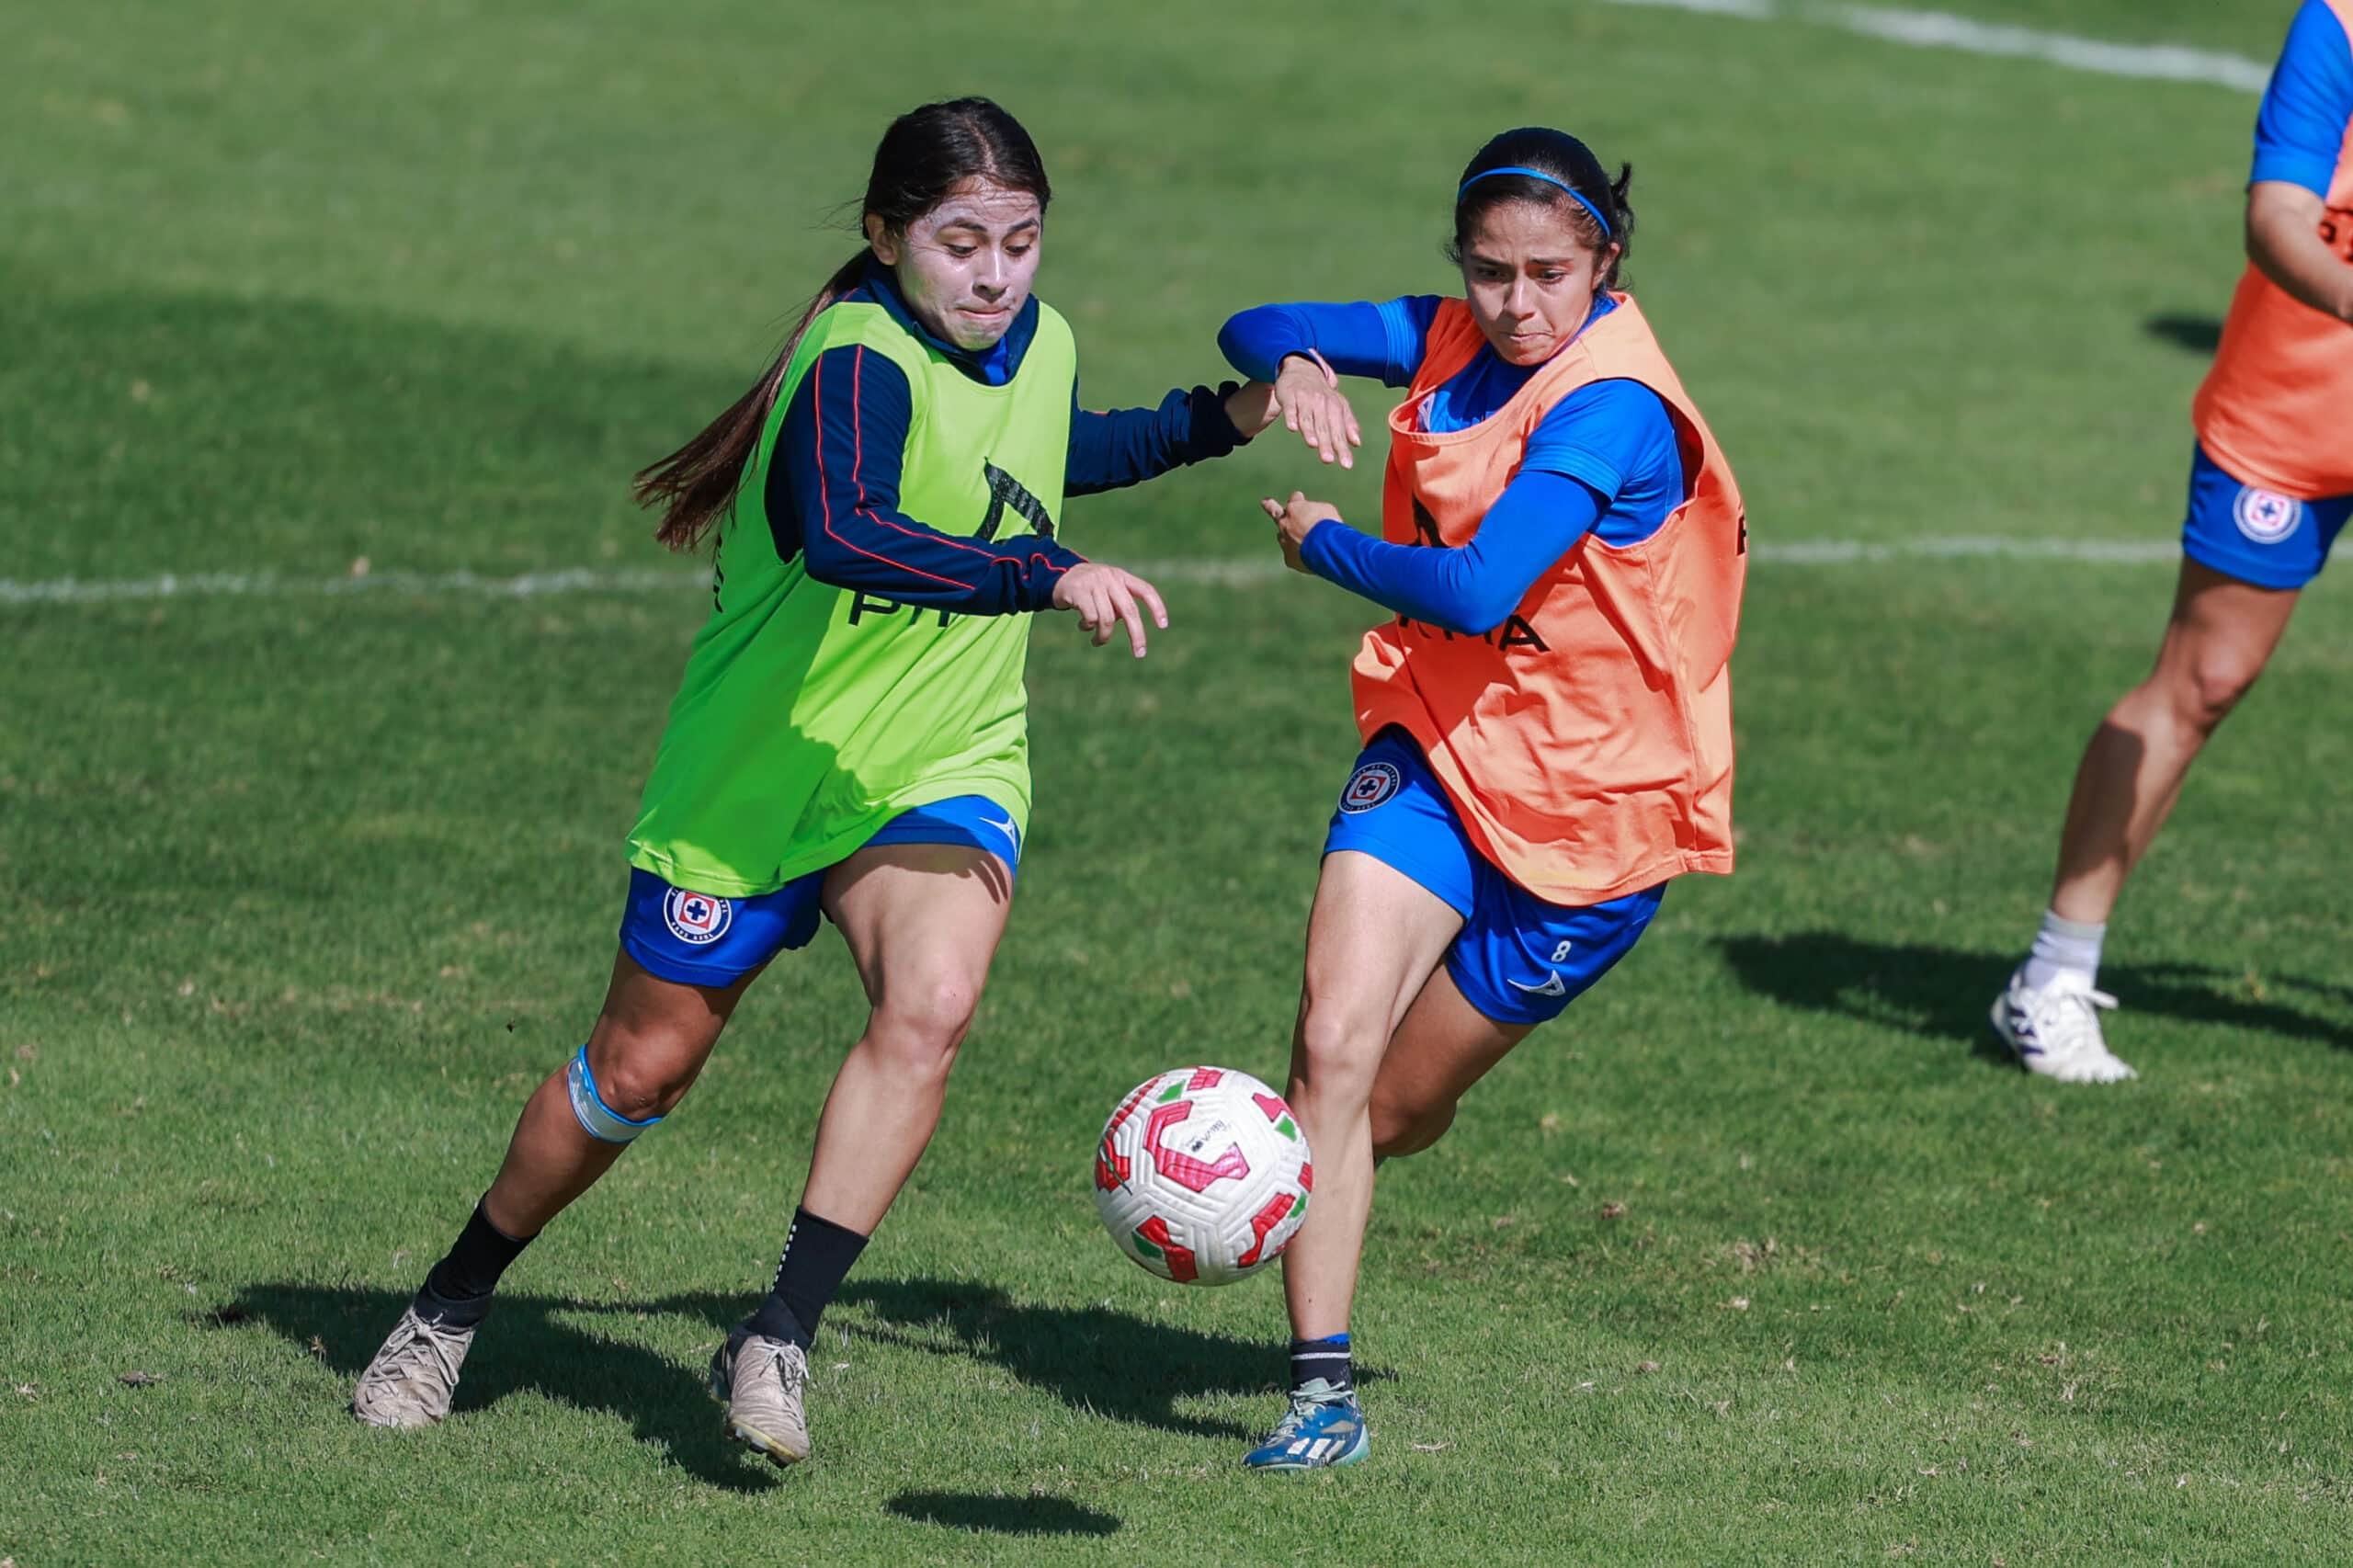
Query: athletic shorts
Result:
<box><xmin>618</xmin><ymin>795</ymin><xmax>1022</xmax><ymax>987</ymax></box>
<box><xmin>2180</xmin><ymin>442</ymin><xmax>2353</xmax><ymax>591</ymax></box>
<box><xmin>1320</xmin><ymin>729</ymin><xmax>1664</xmax><ymax>1028</ymax></box>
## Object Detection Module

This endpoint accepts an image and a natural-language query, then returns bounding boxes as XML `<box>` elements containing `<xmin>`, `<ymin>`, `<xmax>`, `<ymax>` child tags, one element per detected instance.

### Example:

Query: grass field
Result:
<box><xmin>7</xmin><ymin>1</ymin><xmax>2353</xmax><ymax>1562</ymax></box>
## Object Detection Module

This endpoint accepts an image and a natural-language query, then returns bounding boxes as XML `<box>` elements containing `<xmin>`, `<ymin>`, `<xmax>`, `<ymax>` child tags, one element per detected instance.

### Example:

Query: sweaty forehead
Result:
<box><xmin>918</xmin><ymin>178</ymin><xmax>1042</xmax><ymax>235</ymax></box>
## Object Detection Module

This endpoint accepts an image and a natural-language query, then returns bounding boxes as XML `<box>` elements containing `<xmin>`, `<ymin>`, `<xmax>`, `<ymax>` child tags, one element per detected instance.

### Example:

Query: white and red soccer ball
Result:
<box><xmin>1093</xmin><ymin>1066</ymin><xmax>1313</xmax><ymax>1286</ymax></box>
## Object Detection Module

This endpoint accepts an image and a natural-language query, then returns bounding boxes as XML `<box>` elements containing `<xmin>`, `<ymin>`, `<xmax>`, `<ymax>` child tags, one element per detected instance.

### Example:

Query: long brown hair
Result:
<box><xmin>636</xmin><ymin>97</ymin><xmax>1054</xmax><ymax>551</ymax></box>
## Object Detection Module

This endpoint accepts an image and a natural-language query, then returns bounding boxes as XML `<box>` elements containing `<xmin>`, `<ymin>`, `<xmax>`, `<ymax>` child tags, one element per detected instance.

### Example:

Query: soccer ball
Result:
<box><xmin>1092</xmin><ymin>1066</ymin><xmax>1313</xmax><ymax>1286</ymax></box>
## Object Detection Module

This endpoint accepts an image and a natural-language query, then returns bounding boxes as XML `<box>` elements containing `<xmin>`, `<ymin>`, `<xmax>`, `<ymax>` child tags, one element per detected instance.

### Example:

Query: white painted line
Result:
<box><xmin>0</xmin><ymin>566</ymin><xmax>697</xmax><ymax>606</ymax></box>
<box><xmin>1760</xmin><ymin>535</ymin><xmax>2178</xmax><ymax>563</ymax></box>
<box><xmin>1608</xmin><ymin>0</ymin><xmax>1771</xmax><ymax>15</ymax></box>
<box><xmin>1828</xmin><ymin>6</ymin><xmax>2273</xmax><ymax>93</ymax></box>
<box><xmin>1602</xmin><ymin>0</ymin><xmax>2271</xmax><ymax>93</ymax></box>
<box><xmin>0</xmin><ymin>539</ymin><xmax>2181</xmax><ymax>608</ymax></box>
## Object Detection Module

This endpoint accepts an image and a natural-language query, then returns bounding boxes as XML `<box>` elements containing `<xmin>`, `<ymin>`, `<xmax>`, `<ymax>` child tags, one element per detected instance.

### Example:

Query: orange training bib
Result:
<box><xmin>1349</xmin><ymin>295</ymin><xmax>1746</xmax><ymax>905</ymax></box>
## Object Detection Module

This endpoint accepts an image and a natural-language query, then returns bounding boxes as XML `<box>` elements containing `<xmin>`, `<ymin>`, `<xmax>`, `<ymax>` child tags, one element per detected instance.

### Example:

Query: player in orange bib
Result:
<box><xmin>1992</xmin><ymin>1</ymin><xmax>2353</xmax><ymax>1084</ymax></box>
<box><xmin>1218</xmin><ymin>127</ymin><xmax>1745</xmax><ymax>1470</ymax></box>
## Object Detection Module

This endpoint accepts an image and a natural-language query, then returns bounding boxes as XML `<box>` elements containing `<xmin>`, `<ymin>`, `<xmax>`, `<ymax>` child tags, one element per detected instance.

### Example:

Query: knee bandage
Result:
<box><xmin>565</xmin><ymin>1044</ymin><xmax>663</xmax><ymax>1144</ymax></box>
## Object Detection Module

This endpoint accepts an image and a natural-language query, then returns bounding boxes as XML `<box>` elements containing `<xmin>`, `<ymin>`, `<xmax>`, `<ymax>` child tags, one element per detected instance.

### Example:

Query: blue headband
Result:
<box><xmin>1456</xmin><ymin>165</ymin><xmax>1613</xmax><ymax>239</ymax></box>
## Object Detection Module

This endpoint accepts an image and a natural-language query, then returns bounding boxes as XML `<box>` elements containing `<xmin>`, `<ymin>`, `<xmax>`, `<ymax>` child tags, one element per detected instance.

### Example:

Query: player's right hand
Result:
<box><xmin>1271</xmin><ymin>349</ymin><xmax>1362</xmax><ymax>471</ymax></box>
<box><xmin>1051</xmin><ymin>562</ymin><xmax>1167</xmax><ymax>659</ymax></box>
<box><xmin>1262</xmin><ymin>493</ymin><xmax>1337</xmax><ymax>574</ymax></box>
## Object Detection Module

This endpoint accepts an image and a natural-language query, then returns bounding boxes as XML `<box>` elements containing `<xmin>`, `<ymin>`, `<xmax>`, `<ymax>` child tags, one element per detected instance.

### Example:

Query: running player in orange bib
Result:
<box><xmin>1218</xmin><ymin>127</ymin><xmax>1745</xmax><ymax>1470</ymax></box>
<box><xmin>1993</xmin><ymin>2</ymin><xmax>2353</xmax><ymax>1084</ymax></box>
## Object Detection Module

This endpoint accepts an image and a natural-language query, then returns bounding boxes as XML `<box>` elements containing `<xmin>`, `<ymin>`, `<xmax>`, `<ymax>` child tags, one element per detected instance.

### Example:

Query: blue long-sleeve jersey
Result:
<box><xmin>767</xmin><ymin>264</ymin><xmax>1251</xmax><ymax>615</ymax></box>
<box><xmin>1219</xmin><ymin>294</ymin><xmax>1684</xmax><ymax>634</ymax></box>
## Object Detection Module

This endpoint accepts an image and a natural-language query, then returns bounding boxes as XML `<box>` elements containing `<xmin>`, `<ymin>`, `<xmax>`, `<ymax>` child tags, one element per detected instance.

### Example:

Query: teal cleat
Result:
<box><xmin>1243</xmin><ymin>1379</ymin><xmax>1369</xmax><ymax>1471</ymax></box>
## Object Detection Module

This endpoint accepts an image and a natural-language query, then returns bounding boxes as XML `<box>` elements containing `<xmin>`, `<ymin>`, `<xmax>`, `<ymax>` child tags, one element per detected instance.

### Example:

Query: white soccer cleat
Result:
<box><xmin>1991</xmin><ymin>968</ymin><xmax>2136</xmax><ymax>1084</ymax></box>
<box><xmin>710</xmin><ymin>1327</ymin><xmax>812</xmax><ymax>1467</ymax></box>
<box><xmin>352</xmin><ymin>1305</ymin><xmax>478</xmax><ymax>1428</ymax></box>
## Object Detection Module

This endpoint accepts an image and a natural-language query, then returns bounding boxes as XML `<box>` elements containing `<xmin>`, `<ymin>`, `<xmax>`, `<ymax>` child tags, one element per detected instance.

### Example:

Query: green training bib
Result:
<box><xmin>626</xmin><ymin>299</ymin><xmax>1076</xmax><ymax>896</ymax></box>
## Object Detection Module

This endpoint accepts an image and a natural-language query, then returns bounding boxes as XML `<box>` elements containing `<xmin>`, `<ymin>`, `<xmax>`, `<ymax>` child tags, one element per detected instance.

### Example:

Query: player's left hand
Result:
<box><xmin>1262</xmin><ymin>492</ymin><xmax>1339</xmax><ymax>574</ymax></box>
<box><xmin>1269</xmin><ymin>349</ymin><xmax>1360</xmax><ymax>470</ymax></box>
<box><xmin>1051</xmin><ymin>561</ymin><xmax>1168</xmax><ymax>657</ymax></box>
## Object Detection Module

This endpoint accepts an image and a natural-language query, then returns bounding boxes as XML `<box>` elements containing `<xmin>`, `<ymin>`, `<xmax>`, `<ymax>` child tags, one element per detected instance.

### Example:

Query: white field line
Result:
<box><xmin>1609</xmin><ymin>0</ymin><xmax>1773</xmax><ymax>14</ymax></box>
<box><xmin>1602</xmin><ymin>0</ymin><xmax>2272</xmax><ymax>93</ymax></box>
<box><xmin>0</xmin><ymin>566</ymin><xmax>698</xmax><ymax>606</ymax></box>
<box><xmin>0</xmin><ymin>538</ymin><xmax>2180</xmax><ymax>607</ymax></box>
<box><xmin>0</xmin><ymin>6</ymin><xmax>2222</xmax><ymax>614</ymax></box>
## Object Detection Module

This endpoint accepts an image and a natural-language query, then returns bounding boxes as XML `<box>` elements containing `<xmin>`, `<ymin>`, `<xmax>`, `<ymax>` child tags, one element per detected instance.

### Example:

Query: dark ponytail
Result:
<box><xmin>1446</xmin><ymin>127</ymin><xmax>1634</xmax><ymax>291</ymax></box>
<box><xmin>637</xmin><ymin>97</ymin><xmax>1053</xmax><ymax>551</ymax></box>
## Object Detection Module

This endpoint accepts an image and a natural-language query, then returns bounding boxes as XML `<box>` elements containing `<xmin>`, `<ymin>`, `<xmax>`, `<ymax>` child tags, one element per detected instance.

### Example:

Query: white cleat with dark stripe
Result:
<box><xmin>352</xmin><ymin>1305</ymin><xmax>478</xmax><ymax>1428</ymax></box>
<box><xmin>710</xmin><ymin>1326</ymin><xmax>811</xmax><ymax>1467</ymax></box>
<box><xmin>1992</xmin><ymin>967</ymin><xmax>2136</xmax><ymax>1085</ymax></box>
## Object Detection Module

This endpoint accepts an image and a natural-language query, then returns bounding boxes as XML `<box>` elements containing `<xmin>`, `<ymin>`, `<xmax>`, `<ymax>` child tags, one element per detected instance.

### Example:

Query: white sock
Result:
<box><xmin>2023</xmin><ymin>910</ymin><xmax>2105</xmax><ymax>992</ymax></box>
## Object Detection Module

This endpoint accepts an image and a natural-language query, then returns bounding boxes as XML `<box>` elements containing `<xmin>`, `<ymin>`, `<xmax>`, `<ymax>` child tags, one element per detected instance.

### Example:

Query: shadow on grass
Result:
<box><xmin>1715</xmin><ymin>932</ymin><xmax>2353</xmax><ymax>1062</ymax></box>
<box><xmin>2144</xmin><ymin>312</ymin><xmax>2223</xmax><ymax>356</ymax></box>
<box><xmin>222</xmin><ymin>1283</ymin><xmax>777</xmax><ymax>1491</ymax></box>
<box><xmin>222</xmin><ymin>1275</ymin><xmax>1290</xmax><ymax>1487</ymax></box>
<box><xmin>839</xmin><ymin>1278</ymin><xmax>1290</xmax><ymax>1441</ymax></box>
<box><xmin>886</xmin><ymin>1490</ymin><xmax>1120</xmax><ymax>1538</ymax></box>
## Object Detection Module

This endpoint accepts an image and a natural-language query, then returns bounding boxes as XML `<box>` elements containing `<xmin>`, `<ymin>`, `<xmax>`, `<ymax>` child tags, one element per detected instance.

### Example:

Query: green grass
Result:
<box><xmin>6</xmin><ymin>0</ymin><xmax>2351</xmax><ymax>1562</ymax></box>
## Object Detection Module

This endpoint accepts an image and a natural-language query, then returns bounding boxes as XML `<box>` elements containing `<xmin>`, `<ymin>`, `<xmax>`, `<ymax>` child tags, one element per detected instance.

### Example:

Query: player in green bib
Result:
<box><xmin>352</xmin><ymin>98</ymin><xmax>1283</xmax><ymax>1464</ymax></box>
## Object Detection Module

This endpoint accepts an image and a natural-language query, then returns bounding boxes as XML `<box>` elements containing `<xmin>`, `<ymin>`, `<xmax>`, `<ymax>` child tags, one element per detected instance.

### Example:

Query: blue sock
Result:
<box><xmin>1290</xmin><ymin>1333</ymin><xmax>1353</xmax><ymax>1396</ymax></box>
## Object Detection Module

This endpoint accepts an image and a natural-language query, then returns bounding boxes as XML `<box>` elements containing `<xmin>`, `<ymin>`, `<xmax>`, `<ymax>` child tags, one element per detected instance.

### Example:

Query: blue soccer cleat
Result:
<box><xmin>1243</xmin><ymin>1379</ymin><xmax>1369</xmax><ymax>1471</ymax></box>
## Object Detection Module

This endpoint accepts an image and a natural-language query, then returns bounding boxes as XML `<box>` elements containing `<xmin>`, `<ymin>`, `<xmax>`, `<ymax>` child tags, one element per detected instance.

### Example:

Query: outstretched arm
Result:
<box><xmin>1221</xmin><ymin>297</ymin><xmax>1447</xmax><ymax>472</ymax></box>
<box><xmin>1064</xmin><ymin>381</ymin><xmax>1270</xmax><ymax>498</ymax></box>
<box><xmin>1264</xmin><ymin>380</ymin><xmax>1681</xmax><ymax>632</ymax></box>
<box><xmin>1218</xmin><ymin>297</ymin><xmax>1442</xmax><ymax>386</ymax></box>
<box><xmin>1267</xmin><ymin>473</ymin><xmax>1604</xmax><ymax>635</ymax></box>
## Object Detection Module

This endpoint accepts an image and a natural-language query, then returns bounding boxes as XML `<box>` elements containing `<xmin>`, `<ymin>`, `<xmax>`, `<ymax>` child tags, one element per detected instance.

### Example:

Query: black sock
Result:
<box><xmin>1290</xmin><ymin>1333</ymin><xmax>1353</xmax><ymax>1396</ymax></box>
<box><xmin>416</xmin><ymin>1200</ymin><xmax>537</xmax><ymax>1328</ymax></box>
<box><xmin>744</xmin><ymin>1206</ymin><xmax>868</xmax><ymax>1349</ymax></box>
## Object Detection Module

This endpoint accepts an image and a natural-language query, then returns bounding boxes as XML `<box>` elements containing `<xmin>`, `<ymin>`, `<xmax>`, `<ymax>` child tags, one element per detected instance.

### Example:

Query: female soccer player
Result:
<box><xmin>1992</xmin><ymin>1</ymin><xmax>2353</xmax><ymax>1084</ymax></box>
<box><xmin>351</xmin><ymin>97</ymin><xmax>1277</xmax><ymax>1464</ymax></box>
<box><xmin>1218</xmin><ymin>127</ymin><xmax>1745</xmax><ymax>1470</ymax></box>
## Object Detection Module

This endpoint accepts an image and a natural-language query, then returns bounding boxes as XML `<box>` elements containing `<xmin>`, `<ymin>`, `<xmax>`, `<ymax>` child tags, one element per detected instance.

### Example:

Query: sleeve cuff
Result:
<box><xmin>1189</xmin><ymin>381</ymin><xmax>1249</xmax><ymax>459</ymax></box>
<box><xmin>1299</xmin><ymin>516</ymin><xmax>1351</xmax><ymax>579</ymax></box>
<box><xmin>2249</xmin><ymin>153</ymin><xmax>2337</xmax><ymax>199</ymax></box>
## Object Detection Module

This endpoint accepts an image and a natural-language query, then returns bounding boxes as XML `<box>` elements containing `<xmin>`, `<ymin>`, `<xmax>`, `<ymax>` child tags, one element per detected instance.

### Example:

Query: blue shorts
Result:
<box><xmin>2180</xmin><ymin>443</ymin><xmax>2353</xmax><ymax>591</ymax></box>
<box><xmin>1322</xmin><ymin>731</ymin><xmax>1664</xmax><ymax>1028</ymax></box>
<box><xmin>619</xmin><ymin>795</ymin><xmax>1023</xmax><ymax>987</ymax></box>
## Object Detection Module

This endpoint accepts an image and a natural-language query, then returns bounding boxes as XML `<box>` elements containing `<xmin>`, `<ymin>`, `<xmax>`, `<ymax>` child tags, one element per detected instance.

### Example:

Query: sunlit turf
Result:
<box><xmin>6</xmin><ymin>1</ymin><xmax>2349</xmax><ymax>1562</ymax></box>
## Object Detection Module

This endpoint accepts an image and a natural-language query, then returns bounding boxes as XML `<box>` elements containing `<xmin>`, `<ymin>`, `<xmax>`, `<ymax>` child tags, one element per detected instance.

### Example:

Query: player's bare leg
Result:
<box><xmin>482</xmin><ymin>954</ymin><xmax>755</xmax><ymax>1234</ymax></box>
<box><xmin>1281</xmin><ymin>852</ymin><xmax>1461</xmax><ymax>1338</ymax></box>
<box><xmin>714</xmin><ymin>843</ymin><xmax>1014</xmax><ymax>1467</ymax></box>
<box><xmin>2048</xmin><ymin>562</ymin><xmax>2298</xmax><ymax>924</ymax></box>
<box><xmin>355</xmin><ymin>956</ymin><xmax>751</xmax><ymax>1428</ymax></box>
<box><xmin>803</xmin><ymin>844</ymin><xmax>1013</xmax><ymax>1228</ymax></box>
<box><xmin>1996</xmin><ymin>562</ymin><xmax>2299</xmax><ymax>1082</ymax></box>
<box><xmin>1366</xmin><ymin>969</ymin><xmax>1536</xmax><ymax>1161</ymax></box>
<box><xmin>1246</xmin><ymin>851</ymin><xmax>1457</xmax><ymax>1471</ymax></box>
